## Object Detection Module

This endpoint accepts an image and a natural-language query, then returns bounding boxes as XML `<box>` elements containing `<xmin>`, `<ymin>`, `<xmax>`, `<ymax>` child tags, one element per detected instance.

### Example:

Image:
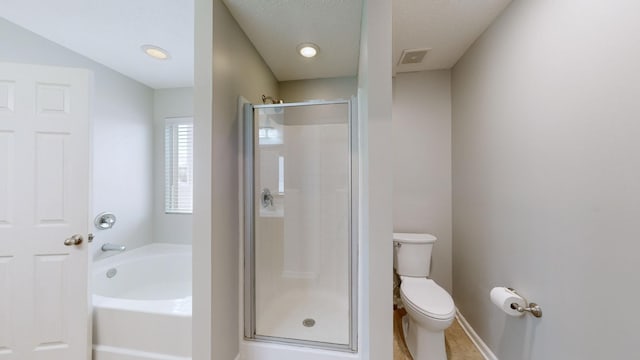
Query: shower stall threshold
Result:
<box><xmin>240</xmin><ymin>341</ymin><xmax>359</xmax><ymax>360</ymax></box>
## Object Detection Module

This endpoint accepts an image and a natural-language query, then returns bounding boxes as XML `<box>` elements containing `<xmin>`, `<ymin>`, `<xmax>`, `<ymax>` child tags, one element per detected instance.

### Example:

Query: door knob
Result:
<box><xmin>64</xmin><ymin>234</ymin><xmax>83</xmax><ymax>246</ymax></box>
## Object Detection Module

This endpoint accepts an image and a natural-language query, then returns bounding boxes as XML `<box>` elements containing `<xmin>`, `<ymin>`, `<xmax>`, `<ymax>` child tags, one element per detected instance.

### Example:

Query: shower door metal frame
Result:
<box><xmin>243</xmin><ymin>99</ymin><xmax>358</xmax><ymax>352</ymax></box>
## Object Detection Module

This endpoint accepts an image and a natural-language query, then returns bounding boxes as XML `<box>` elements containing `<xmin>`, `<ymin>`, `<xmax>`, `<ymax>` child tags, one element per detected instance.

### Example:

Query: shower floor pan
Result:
<box><xmin>255</xmin><ymin>289</ymin><xmax>349</xmax><ymax>345</ymax></box>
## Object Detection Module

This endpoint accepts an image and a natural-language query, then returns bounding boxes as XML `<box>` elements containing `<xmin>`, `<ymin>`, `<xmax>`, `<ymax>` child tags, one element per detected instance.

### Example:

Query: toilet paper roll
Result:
<box><xmin>490</xmin><ymin>287</ymin><xmax>526</xmax><ymax>316</ymax></box>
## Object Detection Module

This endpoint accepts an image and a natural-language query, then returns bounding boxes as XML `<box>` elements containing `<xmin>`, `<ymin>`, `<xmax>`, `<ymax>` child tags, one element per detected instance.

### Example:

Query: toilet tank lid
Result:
<box><xmin>393</xmin><ymin>233</ymin><xmax>437</xmax><ymax>244</ymax></box>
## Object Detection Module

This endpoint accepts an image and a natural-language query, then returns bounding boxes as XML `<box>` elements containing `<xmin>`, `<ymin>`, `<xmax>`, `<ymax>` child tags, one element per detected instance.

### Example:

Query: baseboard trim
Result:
<box><xmin>455</xmin><ymin>309</ymin><xmax>498</xmax><ymax>360</ymax></box>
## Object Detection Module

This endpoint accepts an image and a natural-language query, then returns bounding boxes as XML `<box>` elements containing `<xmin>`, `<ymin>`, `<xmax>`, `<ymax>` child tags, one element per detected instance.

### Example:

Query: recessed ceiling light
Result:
<box><xmin>297</xmin><ymin>43</ymin><xmax>319</xmax><ymax>58</ymax></box>
<box><xmin>141</xmin><ymin>44</ymin><xmax>171</xmax><ymax>60</ymax></box>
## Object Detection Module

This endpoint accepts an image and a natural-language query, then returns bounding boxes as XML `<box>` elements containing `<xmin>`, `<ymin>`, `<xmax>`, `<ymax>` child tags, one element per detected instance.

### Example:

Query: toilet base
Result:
<box><xmin>403</xmin><ymin>314</ymin><xmax>448</xmax><ymax>360</ymax></box>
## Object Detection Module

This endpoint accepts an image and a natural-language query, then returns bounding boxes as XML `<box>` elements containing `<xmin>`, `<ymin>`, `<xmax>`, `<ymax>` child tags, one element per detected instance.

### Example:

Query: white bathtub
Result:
<box><xmin>92</xmin><ymin>243</ymin><xmax>192</xmax><ymax>360</ymax></box>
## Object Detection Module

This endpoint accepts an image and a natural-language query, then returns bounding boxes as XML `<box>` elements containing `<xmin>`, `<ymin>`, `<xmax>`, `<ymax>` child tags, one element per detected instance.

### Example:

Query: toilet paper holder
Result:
<box><xmin>507</xmin><ymin>288</ymin><xmax>543</xmax><ymax>318</ymax></box>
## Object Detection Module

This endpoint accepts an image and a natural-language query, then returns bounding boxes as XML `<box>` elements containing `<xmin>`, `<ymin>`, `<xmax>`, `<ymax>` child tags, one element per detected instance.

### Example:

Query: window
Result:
<box><xmin>165</xmin><ymin>117</ymin><xmax>193</xmax><ymax>214</ymax></box>
<box><xmin>278</xmin><ymin>155</ymin><xmax>285</xmax><ymax>194</ymax></box>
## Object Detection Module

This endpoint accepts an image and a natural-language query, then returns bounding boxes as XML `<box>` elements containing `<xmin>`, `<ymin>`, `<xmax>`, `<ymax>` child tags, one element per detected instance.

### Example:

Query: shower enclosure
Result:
<box><xmin>244</xmin><ymin>99</ymin><xmax>357</xmax><ymax>351</ymax></box>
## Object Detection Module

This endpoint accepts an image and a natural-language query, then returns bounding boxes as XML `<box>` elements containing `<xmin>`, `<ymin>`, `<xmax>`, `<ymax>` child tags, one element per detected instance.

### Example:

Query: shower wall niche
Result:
<box><xmin>244</xmin><ymin>100</ymin><xmax>357</xmax><ymax>351</ymax></box>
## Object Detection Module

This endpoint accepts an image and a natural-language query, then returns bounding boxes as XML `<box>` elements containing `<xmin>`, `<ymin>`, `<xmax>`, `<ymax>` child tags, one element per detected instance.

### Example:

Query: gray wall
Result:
<box><xmin>452</xmin><ymin>1</ymin><xmax>640</xmax><ymax>359</ymax></box>
<box><xmin>0</xmin><ymin>18</ymin><xmax>154</xmax><ymax>259</ymax></box>
<box><xmin>279</xmin><ymin>77</ymin><xmax>357</xmax><ymax>103</ymax></box>
<box><xmin>392</xmin><ymin>71</ymin><xmax>452</xmax><ymax>293</ymax></box>
<box><xmin>358</xmin><ymin>0</ymin><xmax>393</xmax><ymax>358</ymax></box>
<box><xmin>192</xmin><ymin>0</ymin><xmax>279</xmax><ymax>358</ymax></box>
<box><xmin>192</xmin><ymin>0</ymin><xmax>214</xmax><ymax>357</ymax></box>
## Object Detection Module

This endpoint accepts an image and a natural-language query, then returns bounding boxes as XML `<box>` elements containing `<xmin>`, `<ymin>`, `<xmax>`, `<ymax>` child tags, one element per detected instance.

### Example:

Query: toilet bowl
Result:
<box><xmin>400</xmin><ymin>277</ymin><xmax>455</xmax><ymax>360</ymax></box>
<box><xmin>393</xmin><ymin>233</ymin><xmax>455</xmax><ymax>360</ymax></box>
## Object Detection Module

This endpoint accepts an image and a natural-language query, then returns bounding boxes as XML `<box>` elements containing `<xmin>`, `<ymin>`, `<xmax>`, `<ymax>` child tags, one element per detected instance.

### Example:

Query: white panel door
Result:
<box><xmin>0</xmin><ymin>63</ymin><xmax>90</xmax><ymax>360</ymax></box>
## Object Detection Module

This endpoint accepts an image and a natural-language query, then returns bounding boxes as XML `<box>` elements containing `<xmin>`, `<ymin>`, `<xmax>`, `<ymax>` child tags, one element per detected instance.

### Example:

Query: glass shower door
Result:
<box><xmin>244</xmin><ymin>100</ymin><xmax>357</xmax><ymax>351</ymax></box>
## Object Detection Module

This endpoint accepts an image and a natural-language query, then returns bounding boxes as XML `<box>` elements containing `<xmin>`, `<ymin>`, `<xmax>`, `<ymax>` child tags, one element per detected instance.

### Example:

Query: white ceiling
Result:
<box><xmin>393</xmin><ymin>0</ymin><xmax>511</xmax><ymax>74</ymax></box>
<box><xmin>1</xmin><ymin>0</ymin><xmax>194</xmax><ymax>89</ymax></box>
<box><xmin>0</xmin><ymin>0</ymin><xmax>511</xmax><ymax>88</ymax></box>
<box><xmin>222</xmin><ymin>0</ymin><xmax>363</xmax><ymax>82</ymax></box>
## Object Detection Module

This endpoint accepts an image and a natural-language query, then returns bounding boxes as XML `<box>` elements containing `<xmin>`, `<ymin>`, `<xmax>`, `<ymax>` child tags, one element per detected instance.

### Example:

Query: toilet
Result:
<box><xmin>393</xmin><ymin>233</ymin><xmax>455</xmax><ymax>360</ymax></box>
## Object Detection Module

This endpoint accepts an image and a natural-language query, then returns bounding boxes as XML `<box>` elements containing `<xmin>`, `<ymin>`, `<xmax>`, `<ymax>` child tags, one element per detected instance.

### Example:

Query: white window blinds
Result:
<box><xmin>165</xmin><ymin>117</ymin><xmax>193</xmax><ymax>214</ymax></box>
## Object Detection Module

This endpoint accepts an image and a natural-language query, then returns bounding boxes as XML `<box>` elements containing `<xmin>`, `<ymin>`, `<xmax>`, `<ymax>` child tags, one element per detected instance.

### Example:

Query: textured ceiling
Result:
<box><xmin>0</xmin><ymin>0</ymin><xmax>512</xmax><ymax>88</ymax></box>
<box><xmin>0</xmin><ymin>0</ymin><xmax>194</xmax><ymax>89</ymax></box>
<box><xmin>224</xmin><ymin>0</ymin><xmax>511</xmax><ymax>79</ymax></box>
<box><xmin>393</xmin><ymin>0</ymin><xmax>511</xmax><ymax>74</ymax></box>
<box><xmin>222</xmin><ymin>0</ymin><xmax>363</xmax><ymax>82</ymax></box>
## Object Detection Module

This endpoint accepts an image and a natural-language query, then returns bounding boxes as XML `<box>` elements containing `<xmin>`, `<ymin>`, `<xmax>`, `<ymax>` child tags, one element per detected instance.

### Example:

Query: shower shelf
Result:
<box><xmin>259</xmin><ymin>208</ymin><xmax>284</xmax><ymax>218</ymax></box>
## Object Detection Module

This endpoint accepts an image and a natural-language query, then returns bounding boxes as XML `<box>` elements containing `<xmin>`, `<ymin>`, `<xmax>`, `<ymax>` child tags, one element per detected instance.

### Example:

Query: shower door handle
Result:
<box><xmin>64</xmin><ymin>234</ymin><xmax>84</xmax><ymax>246</ymax></box>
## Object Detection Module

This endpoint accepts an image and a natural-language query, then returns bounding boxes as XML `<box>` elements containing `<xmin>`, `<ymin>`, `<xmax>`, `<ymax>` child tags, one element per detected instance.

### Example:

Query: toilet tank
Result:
<box><xmin>393</xmin><ymin>233</ymin><xmax>437</xmax><ymax>277</ymax></box>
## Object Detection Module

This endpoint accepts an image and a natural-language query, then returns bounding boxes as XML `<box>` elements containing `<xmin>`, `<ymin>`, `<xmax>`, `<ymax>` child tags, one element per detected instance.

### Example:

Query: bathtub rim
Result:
<box><xmin>92</xmin><ymin>243</ymin><xmax>192</xmax><ymax>317</ymax></box>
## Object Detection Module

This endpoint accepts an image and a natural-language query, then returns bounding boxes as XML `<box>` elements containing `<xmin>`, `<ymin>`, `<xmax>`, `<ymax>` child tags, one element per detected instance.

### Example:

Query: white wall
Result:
<box><xmin>392</xmin><ymin>71</ymin><xmax>452</xmax><ymax>293</ymax></box>
<box><xmin>153</xmin><ymin>87</ymin><xmax>194</xmax><ymax>244</ymax></box>
<box><xmin>357</xmin><ymin>0</ymin><xmax>393</xmax><ymax>359</ymax></box>
<box><xmin>193</xmin><ymin>0</ymin><xmax>279</xmax><ymax>358</ymax></box>
<box><xmin>452</xmin><ymin>1</ymin><xmax>640</xmax><ymax>359</ymax></box>
<box><xmin>0</xmin><ymin>18</ymin><xmax>154</xmax><ymax>259</ymax></box>
<box><xmin>279</xmin><ymin>77</ymin><xmax>357</xmax><ymax>103</ymax></box>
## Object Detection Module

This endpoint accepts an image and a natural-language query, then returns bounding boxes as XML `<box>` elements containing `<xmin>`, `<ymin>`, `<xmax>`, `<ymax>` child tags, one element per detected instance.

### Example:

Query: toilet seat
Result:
<box><xmin>400</xmin><ymin>277</ymin><xmax>455</xmax><ymax>320</ymax></box>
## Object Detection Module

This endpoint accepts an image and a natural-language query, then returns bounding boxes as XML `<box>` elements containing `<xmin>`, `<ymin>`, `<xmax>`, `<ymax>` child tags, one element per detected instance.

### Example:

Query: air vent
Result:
<box><xmin>398</xmin><ymin>48</ymin><xmax>430</xmax><ymax>65</ymax></box>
